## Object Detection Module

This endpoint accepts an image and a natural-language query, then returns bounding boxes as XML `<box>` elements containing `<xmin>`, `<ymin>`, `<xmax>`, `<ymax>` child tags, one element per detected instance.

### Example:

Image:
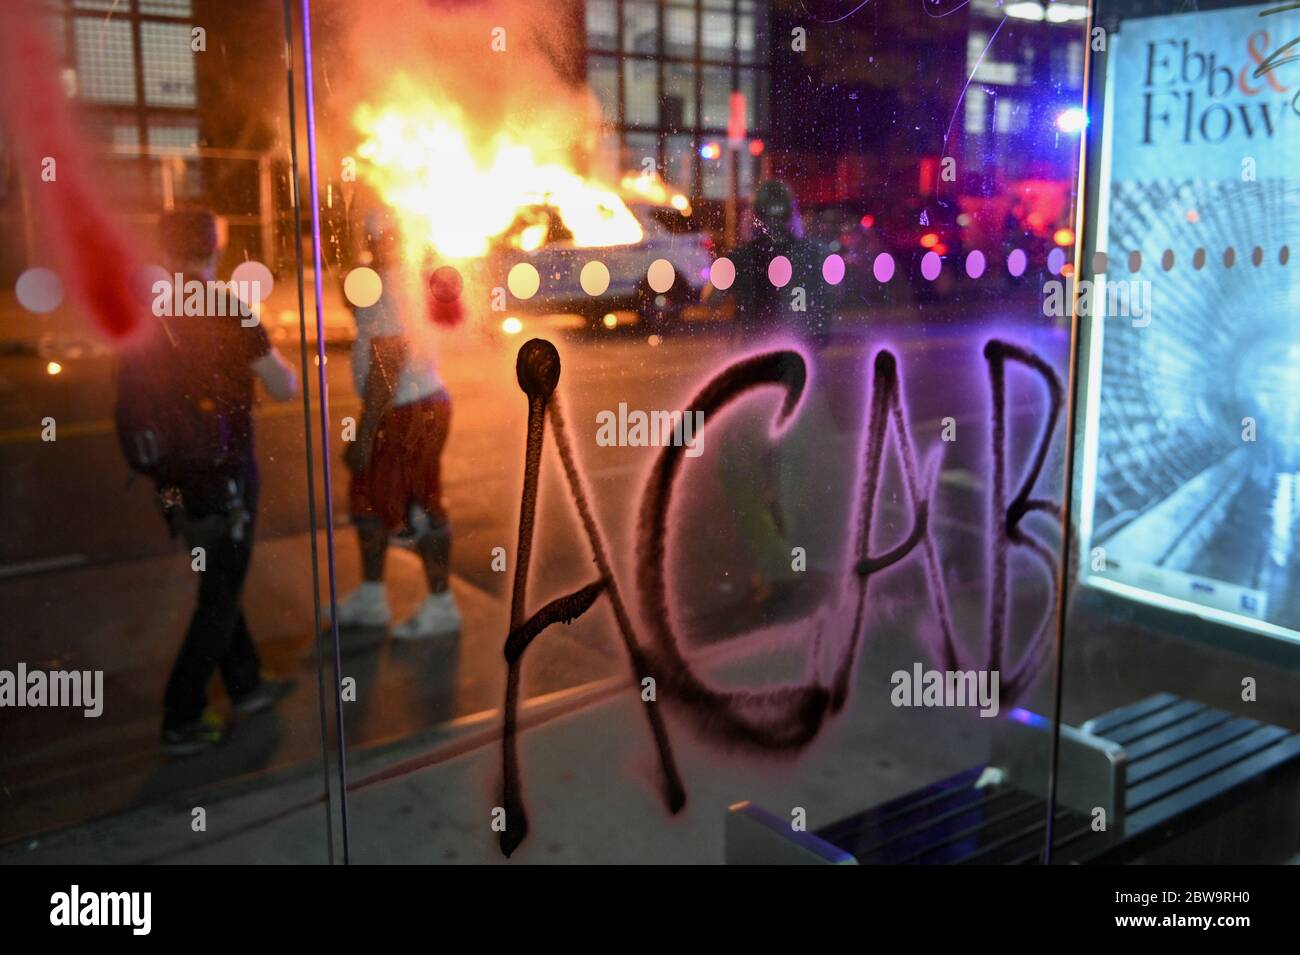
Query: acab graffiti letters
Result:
<box><xmin>497</xmin><ymin>336</ymin><xmax>1064</xmax><ymax>857</ymax></box>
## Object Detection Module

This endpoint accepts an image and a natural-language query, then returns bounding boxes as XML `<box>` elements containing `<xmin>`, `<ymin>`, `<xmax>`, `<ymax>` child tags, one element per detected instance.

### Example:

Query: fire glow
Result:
<box><xmin>353</xmin><ymin>80</ymin><xmax>643</xmax><ymax>260</ymax></box>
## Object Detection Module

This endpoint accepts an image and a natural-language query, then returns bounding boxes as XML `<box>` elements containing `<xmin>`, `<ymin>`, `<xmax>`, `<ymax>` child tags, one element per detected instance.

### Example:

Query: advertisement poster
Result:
<box><xmin>1080</xmin><ymin>3</ymin><xmax>1300</xmax><ymax>642</ymax></box>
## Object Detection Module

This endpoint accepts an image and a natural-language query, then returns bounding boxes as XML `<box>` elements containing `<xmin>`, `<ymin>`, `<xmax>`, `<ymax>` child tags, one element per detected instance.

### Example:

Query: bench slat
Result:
<box><xmin>1082</xmin><ymin>692</ymin><xmax>1179</xmax><ymax>736</ymax></box>
<box><xmin>1127</xmin><ymin>725</ymin><xmax>1291</xmax><ymax>812</ymax></box>
<box><xmin>826</xmin><ymin>786</ymin><xmax>1025</xmax><ymax>860</ymax></box>
<box><xmin>1126</xmin><ymin>735</ymin><xmax>1300</xmax><ymax>835</ymax></box>
<box><xmin>1103</xmin><ymin>699</ymin><xmax>1206</xmax><ymax>746</ymax></box>
<box><xmin>899</xmin><ymin>794</ymin><xmax>1044</xmax><ymax>864</ymax></box>
<box><xmin>1128</xmin><ymin>717</ymin><xmax>1259</xmax><ymax>785</ymax></box>
<box><xmin>1121</xmin><ymin>708</ymin><xmax>1234</xmax><ymax>761</ymax></box>
<box><xmin>957</xmin><ymin>808</ymin><xmax>1083</xmax><ymax>864</ymax></box>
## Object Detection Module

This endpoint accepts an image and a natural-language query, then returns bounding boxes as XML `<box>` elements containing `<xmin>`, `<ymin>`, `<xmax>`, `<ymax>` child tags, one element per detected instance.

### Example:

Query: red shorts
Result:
<box><xmin>349</xmin><ymin>392</ymin><xmax>451</xmax><ymax>531</ymax></box>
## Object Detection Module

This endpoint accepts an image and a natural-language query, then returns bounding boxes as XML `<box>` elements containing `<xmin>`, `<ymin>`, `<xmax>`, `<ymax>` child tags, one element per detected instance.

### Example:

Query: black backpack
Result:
<box><xmin>114</xmin><ymin>318</ymin><xmax>235</xmax><ymax>486</ymax></box>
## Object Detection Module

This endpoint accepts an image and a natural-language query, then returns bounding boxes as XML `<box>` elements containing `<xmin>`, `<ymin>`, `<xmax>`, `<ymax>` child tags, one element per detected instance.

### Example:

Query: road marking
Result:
<box><xmin>0</xmin><ymin>553</ymin><xmax>88</xmax><ymax>580</ymax></box>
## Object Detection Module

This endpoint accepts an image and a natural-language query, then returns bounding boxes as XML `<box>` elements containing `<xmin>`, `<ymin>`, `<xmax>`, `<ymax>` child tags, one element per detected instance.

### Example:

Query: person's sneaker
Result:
<box><xmin>161</xmin><ymin>712</ymin><xmax>227</xmax><ymax>757</ymax></box>
<box><xmin>333</xmin><ymin>583</ymin><xmax>391</xmax><ymax>628</ymax></box>
<box><xmin>392</xmin><ymin>590</ymin><xmax>461</xmax><ymax>640</ymax></box>
<box><xmin>231</xmin><ymin>676</ymin><xmax>297</xmax><ymax>717</ymax></box>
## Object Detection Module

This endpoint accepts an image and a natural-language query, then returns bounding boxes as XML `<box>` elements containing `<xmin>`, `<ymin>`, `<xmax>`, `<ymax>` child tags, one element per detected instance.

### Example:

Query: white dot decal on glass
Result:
<box><xmin>921</xmin><ymin>251</ymin><xmax>942</xmax><ymax>281</ymax></box>
<box><xmin>768</xmin><ymin>255</ymin><xmax>792</xmax><ymax>288</ymax></box>
<box><xmin>873</xmin><ymin>252</ymin><xmax>895</xmax><ymax>283</ymax></box>
<box><xmin>580</xmin><ymin>260</ymin><xmax>610</xmax><ymax>296</ymax></box>
<box><xmin>1007</xmin><ymin>249</ymin><xmax>1027</xmax><ymax>278</ymax></box>
<box><xmin>134</xmin><ymin>264</ymin><xmax>171</xmax><ymax>307</ymax></box>
<box><xmin>1223</xmin><ymin>247</ymin><xmax>1236</xmax><ymax>268</ymax></box>
<box><xmin>1127</xmin><ymin>250</ymin><xmax>1141</xmax><ymax>273</ymax></box>
<box><xmin>16</xmin><ymin>268</ymin><xmax>64</xmax><ymax>314</ymax></box>
<box><xmin>508</xmin><ymin>262</ymin><xmax>541</xmax><ymax>300</ymax></box>
<box><xmin>1047</xmin><ymin>247</ymin><xmax>1066</xmax><ymax>275</ymax></box>
<box><xmin>1251</xmin><ymin>246</ymin><xmax>1263</xmax><ymax>267</ymax></box>
<box><xmin>647</xmin><ymin>259</ymin><xmax>675</xmax><ymax>294</ymax></box>
<box><xmin>822</xmin><ymin>253</ymin><xmax>845</xmax><ymax>285</ymax></box>
<box><xmin>965</xmin><ymin>250</ymin><xmax>985</xmax><ymax>279</ymax></box>
<box><xmin>1092</xmin><ymin>251</ymin><xmax>1108</xmax><ymax>274</ymax></box>
<box><xmin>710</xmin><ymin>256</ymin><xmax>736</xmax><ymax>290</ymax></box>
<box><xmin>1193</xmin><ymin>248</ymin><xmax>1206</xmax><ymax>270</ymax></box>
<box><xmin>231</xmin><ymin>260</ymin><xmax>273</xmax><ymax>304</ymax></box>
<box><xmin>1281</xmin><ymin>245</ymin><xmax>1291</xmax><ymax>266</ymax></box>
<box><xmin>1161</xmin><ymin>250</ymin><xmax>1174</xmax><ymax>272</ymax></box>
<box><xmin>344</xmin><ymin>267</ymin><xmax>383</xmax><ymax>308</ymax></box>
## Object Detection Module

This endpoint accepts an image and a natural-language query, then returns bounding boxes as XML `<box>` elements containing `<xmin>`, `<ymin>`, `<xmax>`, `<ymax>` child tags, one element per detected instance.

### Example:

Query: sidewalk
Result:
<box><xmin>1</xmin><ymin>593</ymin><xmax>1002</xmax><ymax>864</ymax></box>
<box><xmin>0</xmin><ymin>516</ymin><xmax>630</xmax><ymax>845</ymax></box>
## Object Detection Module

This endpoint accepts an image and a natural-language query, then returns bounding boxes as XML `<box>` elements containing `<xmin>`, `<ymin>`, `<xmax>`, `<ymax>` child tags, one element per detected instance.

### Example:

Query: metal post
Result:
<box><xmin>725</xmin><ymin>140</ymin><xmax>737</xmax><ymax>249</ymax></box>
<box><xmin>258</xmin><ymin>153</ymin><xmax>275</xmax><ymax>271</ymax></box>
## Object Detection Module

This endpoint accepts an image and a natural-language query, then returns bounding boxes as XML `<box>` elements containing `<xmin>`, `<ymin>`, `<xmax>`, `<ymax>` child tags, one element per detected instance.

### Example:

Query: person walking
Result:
<box><xmin>116</xmin><ymin>209</ymin><xmax>300</xmax><ymax>756</ymax></box>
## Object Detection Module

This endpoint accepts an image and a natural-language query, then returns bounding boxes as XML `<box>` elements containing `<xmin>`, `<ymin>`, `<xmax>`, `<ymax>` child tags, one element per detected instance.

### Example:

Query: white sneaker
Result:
<box><xmin>333</xmin><ymin>583</ymin><xmax>391</xmax><ymax>628</ymax></box>
<box><xmin>392</xmin><ymin>591</ymin><xmax>461</xmax><ymax>640</ymax></box>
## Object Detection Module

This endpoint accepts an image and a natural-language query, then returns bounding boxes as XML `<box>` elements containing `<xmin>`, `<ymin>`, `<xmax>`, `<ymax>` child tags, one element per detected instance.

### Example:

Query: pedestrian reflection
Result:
<box><xmin>333</xmin><ymin>210</ymin><xmax>462</xmax><ymax>642</ymax></box>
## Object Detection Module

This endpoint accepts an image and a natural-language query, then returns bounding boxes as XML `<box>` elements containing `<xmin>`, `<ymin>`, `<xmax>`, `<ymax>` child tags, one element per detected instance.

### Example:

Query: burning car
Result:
<box><xmin>482</xmin><ymin>199</ymin><xmax>713</xmax><ymax>329</ymax></box>
<box><xmin>350</xmin><ymin>88</ymin><xmax>712</xmax><ymax>331</ymax></box>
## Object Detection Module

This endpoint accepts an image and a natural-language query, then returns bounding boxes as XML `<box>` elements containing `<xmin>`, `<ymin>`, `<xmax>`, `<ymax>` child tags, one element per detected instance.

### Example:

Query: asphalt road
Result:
<box><xmin>0</xmin><ymin>297</ymin><xmax>1065</xmax><ymax>575</ymax></box>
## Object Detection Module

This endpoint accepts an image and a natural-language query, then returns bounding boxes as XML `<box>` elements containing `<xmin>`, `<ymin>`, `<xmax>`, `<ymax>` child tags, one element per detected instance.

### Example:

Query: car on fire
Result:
<box><xmin>484</xmin><ymin>200</ymin><xmax>714</xmax><ymax>330</ymax></box>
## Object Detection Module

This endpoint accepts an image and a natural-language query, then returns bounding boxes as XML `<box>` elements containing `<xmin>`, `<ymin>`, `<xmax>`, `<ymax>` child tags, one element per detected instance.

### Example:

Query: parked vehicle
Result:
<box><xmin>484</xmin><ymin>201</ymin><xmax>714</xmax><ymax>329</ymax></box>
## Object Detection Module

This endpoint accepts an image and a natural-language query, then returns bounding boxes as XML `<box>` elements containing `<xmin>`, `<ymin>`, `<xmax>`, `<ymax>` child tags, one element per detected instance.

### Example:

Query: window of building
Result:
<box><xmin>138</xmin><ymin>0</ymin><xmax>192</xmax><ymax>15</ymax></box>
<box><xmin>583</xmin><ymin>0</ymin><xmax>772</xmax><ymax>202</ymax></box>
<box><xmin>61</xmin><ymin>0</ymin><xmax>203</xmax><ymax>208</ymax></box>
<box><xmin>73</xmin><ymin>17</ymin><xmax>137</xmax><ymax>105</ymax></box>
<box><xmin>624</xmin><ymin>58</ymin><xmax>659</xmax><ymax>126</ymax></box>
<box><xmin>623</xmin><ymin>0</ymin><xmax>659</xmax><ymax>54</ymax></box>
<box><xmin>587</xmin><ymin>0</ymin><xmax>618</xmax><ymax>51</ymax></box>
<box><xmin>140</xmin><ymin>21</ymin><xmax>196</xmax><ymax>107</ymax></box>
<box><xmin>663</xmin><ymin>61</ymin><xmax>697</xmax><ymax>127</ymax></box>
<box><xmin>665</xmin><ymin>3</ymin><xmax>697</xmax><ymax>57</ymax></box>
<box><xmin>587</xmin><ymin>53</ymin><xmax>620</xmax><ymax>120</ymax></box>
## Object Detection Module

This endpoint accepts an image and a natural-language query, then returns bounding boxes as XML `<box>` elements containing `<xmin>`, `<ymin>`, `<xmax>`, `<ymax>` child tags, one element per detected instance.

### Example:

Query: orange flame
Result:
<box><xmin>354</xmin><ymin>78</ymin><xmax>642</xmax><ymax>261</ymax></box>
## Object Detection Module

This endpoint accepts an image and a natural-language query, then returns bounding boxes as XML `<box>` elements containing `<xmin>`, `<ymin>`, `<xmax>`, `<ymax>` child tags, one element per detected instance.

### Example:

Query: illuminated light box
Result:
<box><xmin>1077</xmin><ymin>2</ymin><xmax>1300</xmax><ymax>646</ymax></box>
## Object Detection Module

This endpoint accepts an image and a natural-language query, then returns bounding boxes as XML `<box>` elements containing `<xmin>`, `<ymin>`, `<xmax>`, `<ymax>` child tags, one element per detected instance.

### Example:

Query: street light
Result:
<box><xmin>1006</xmin><ymin>2</ymin><xmax>1046</xmax><ymax>20</ymax></box>
<box><xmin>1056</xmin><ymin>107</ymin><xmax>1089</xmax><ymax>133</ymax></box>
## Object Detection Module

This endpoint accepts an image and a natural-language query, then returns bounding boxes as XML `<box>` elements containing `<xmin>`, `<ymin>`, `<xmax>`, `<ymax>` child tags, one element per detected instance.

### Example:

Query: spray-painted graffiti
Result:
<box><xmin>498</xmin><ymin>336</ymin><xmax>1064</xmax><ymax>857</ymax></box>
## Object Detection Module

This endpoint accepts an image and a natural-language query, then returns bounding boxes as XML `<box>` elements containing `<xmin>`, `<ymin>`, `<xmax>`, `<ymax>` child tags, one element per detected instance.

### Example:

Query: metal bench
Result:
<box><xmin>726</xmin><ymin>693</ymin><xmax>1300</xmax><ymax>864</ymax></box>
